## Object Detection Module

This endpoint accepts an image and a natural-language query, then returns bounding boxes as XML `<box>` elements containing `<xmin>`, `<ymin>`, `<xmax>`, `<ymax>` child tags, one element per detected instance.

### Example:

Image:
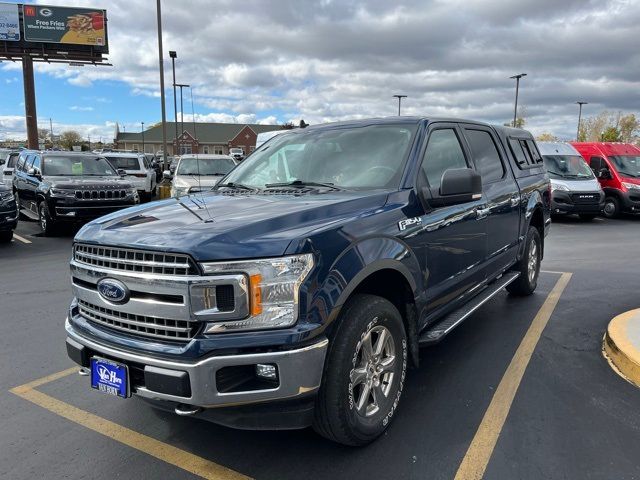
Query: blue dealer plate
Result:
<box><xmin>90</xmin><ymin>357</ymin><xmax>130</xmax><ymax>398</ymax></box>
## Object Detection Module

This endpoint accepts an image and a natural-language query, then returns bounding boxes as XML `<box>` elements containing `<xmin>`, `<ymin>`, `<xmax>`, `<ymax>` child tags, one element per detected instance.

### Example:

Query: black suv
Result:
<box><xmin>13</xmin><ymin>151</ymin><xmax>139</xmax><ymax>235</ymax></box>
<box><xmin>0</xmin><ymin>183</ymin><xmax>18</xmax><ymax>243</ymax></box>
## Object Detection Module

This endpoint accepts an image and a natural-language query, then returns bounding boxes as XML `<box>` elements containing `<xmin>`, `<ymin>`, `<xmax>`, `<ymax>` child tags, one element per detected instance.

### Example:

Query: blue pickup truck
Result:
<box><xmin>65</xmin><ymin>117</ymin><xmax>550</xmax><ymax>446</ymax></box>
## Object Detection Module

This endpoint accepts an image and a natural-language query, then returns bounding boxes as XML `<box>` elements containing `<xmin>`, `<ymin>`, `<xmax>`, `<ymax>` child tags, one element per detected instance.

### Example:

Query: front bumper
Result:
<box><xmin>65</xmin><ymin>318</ymin><xmax>328</xmax><ymax>408</ymax></box>
<box><xmin>619</xmin><ymin>190</ymin><xmax>640</xmax><ymax>213</ymax></box>
<box><xmin>551</xmin><ymin>190</ymin><xmax>604</xmax><ymax>215</ymax></box>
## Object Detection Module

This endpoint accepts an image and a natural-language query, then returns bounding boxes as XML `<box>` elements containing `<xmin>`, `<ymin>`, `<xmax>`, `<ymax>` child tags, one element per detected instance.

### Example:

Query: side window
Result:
<box><xmin>16</xmin><ymin>154</ymin><xmax>27</xmax><ymax>172</ymax></box>
<box><xmin>31</xmin><ymin>155</ymin><xmax>41</xmax><ymax>172</ymax></box>
<box><xmin>508</xmin><ymin>138</ymin><xmax>527</xmax><ymax>166</ymax></box>
<box><xmin>525</xmin><ymin>140</ymin><xmax>542</xmax><ymax>164</ymax></box>
<box><xmin>464</xmin><ymin>129</ymin><xmax>505</xmax><ymax>183</ymax></box>
<box><xmin>25</xmin><ymin>155</ymin><xmax>35</xmax><ymax>170</ymax></box>
<box><xmin>590</xmin><ymin>156</ymin><xmax>604</xmax><ymax>171</ymax></box>
<box><xmin>421</xmin><ymin>128</ymin><xmax>468</xmax><ymax>190</ymax></box>
<box><xmin>142</xmin><ymin>157</ymin><xmax>149</xmax><ymax>169</ymax></box>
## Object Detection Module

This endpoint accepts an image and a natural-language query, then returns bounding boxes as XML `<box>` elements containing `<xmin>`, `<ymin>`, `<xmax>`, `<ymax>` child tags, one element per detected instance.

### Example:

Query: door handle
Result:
<box><xmin>476</xmin><ymin>207</ymin><xmax>490</xmax><ymax>219</ymax></box>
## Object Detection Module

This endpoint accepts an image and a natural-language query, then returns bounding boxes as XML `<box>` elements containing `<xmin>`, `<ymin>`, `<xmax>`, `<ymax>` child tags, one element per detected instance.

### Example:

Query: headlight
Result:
<box><xmin>551</xmin><ymin>184</ymin><xmax>569</xmax><ymax>192</ymax></box>
<box><xmin>50</xmin><ymin>188</ymin><xmax>76</xmax><ymax>198</ymax></box>
<box><xmin>199</xmin><ymin>254</ymin><xmax>314</xmax><ymax>332</ymax></box>
<box><xmin>622</xmin><ymin>182</ymin><xmax>640</xmax><ymax>191</ymax></box>
<box><xmin>0</xmin><ymin>190</ymin><xmax>14</xmax><ymax>202</ymax></box>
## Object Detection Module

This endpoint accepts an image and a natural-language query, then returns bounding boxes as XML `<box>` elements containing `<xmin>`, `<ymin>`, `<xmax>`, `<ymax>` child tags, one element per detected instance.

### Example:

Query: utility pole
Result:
<box><xmin>22</xmin><ymin>56</ymin><xmax>38</xmax><ymax>149</ymax></box>
<box><xmin>576</xmin><ymin>101</ymin><xmax>588</xmax><ymax>141</ymax></box>
<box><xmin>141</xmin><ymin>121</ymin><xmax>145</xmax><ymax>153</ymax></box>
<box><xmin>155</xmin><ymin>0</ymin><xmax>169</xmax><ymax>170</ymax></box>
<box><xmin>49</xmin><ymin>118</ymin><xmax>54</xmax><ymax>144</ymax></box>
<box><xmin>169</xmin><ymin>50</ymin><xmax>178</xmax><ymax>155</ymax></box>
<box><xmin>510</xmin><ymin>73</ymin><xmax>527</xmax><ymax>127</ymax></box>
<box><xmin>175</xmin><ymin>83</ymin><xmax>189</xmax><ymax>154</ymax></box>
<box><xmin>393</xmin><ymin>94</ymin><xmax>407</xmax><ymax>116</ymax></box>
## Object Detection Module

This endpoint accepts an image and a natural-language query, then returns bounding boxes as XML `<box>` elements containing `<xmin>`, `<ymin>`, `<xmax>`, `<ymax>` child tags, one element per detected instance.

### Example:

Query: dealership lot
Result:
<box><xmin>1</xmin><ymin>216</ymin><xmax>640</xmax><ymax>480</ymax></box>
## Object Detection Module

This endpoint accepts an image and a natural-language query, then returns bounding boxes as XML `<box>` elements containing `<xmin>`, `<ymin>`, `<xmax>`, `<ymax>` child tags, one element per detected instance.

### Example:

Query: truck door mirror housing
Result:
<box><xmin>598</xmin><ymin>168</ymin><xmax>612</xmax><ymax>180</ymax></box>
<box><xmin>117</xmin><ymin>169</ymin><xmax>126</xmax><ymax>176</ymax></box>
<box><xmin>436</xmin><ymin>168</ymin><xmax>482</xmax><ymax>206</ymax></box>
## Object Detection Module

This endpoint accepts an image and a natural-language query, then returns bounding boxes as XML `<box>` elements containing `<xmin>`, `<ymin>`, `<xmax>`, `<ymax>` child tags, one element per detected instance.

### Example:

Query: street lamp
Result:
<box><xmin>509</xmin><ymin>73</ymin><xmax>527</xmax><ymax>127</ymax></box>
<box><xmin>155</xmin><ymin>0</ymin><xmax>169</xmax><ymax>169</ymax></box>
<box><xmin>393</xmin><ymin>94</ymin><xmax>407</xmax><ymax>116</ymax></box>
<box><xmin>169</xmin><ymin>50</ymin><xmax>178</xmax><ymax>154</ymax></box>
<box><xmin>175</xmin><ymin>83</ymin><xmax>190</xmax><ymax>154</ymax></box>
<box><xmin>141</xmin><ymin>121</ymin><xmax>145</xmax><ymax>153</ymax></box>
<box><xmin>576</xmin><ymin>101</ymin><xmax>588</xmax><ymax>141</ymax></box>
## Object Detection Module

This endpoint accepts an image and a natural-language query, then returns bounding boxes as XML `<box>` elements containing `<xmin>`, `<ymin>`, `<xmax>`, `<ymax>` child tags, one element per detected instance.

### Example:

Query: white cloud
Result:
<box><xmin>0</xmin><ymin>115</ymin><xmax>116</xmax><ymax>142</ymax></box>
<box><xmin>69</xmin><ymin>106</ymin><xmax>95</xmax><ymax>112</ymax></box>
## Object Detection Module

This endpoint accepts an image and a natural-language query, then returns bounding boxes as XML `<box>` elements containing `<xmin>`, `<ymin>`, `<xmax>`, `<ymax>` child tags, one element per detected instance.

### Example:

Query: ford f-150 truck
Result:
<box><xmin>65</xmin><ymin>117</ymin><xmax>550</xmax><ymax>446</ymax></box>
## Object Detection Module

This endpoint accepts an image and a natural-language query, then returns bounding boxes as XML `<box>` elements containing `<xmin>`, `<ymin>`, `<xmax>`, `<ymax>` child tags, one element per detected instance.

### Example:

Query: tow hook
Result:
<box><xmin>174</xmin><ymin>404</ymin><xmax>202</xmax><ymax>416</ymax></box>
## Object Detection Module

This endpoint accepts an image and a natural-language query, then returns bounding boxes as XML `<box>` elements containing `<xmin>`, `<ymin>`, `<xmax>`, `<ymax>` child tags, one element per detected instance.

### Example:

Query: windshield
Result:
<box><xmin>609</xmin><ymin>155</ymin><xmax>640</xmax><ymax>178</ymax></box>
<box><xmin>543</xmin><ymin>155</ymin><xmax>594</xmax><ymax>179</ymax></box>
<box><xmin>0</xmin><ymin>151</ymin><xmax>10</xmax><ymax>161</ymax></box>
<box><xmin>104</xmin><ymin>156</ymin><xmax>141</xmax><ymax>171</ymax></box>
<box><xmin>43</xmin><ymin>156</ymin><xmax>118</xmax><ymax>176</ymax></box>
<box><xmin>178</xmin><ymin>157</ymin><xmax>236</xmax><ymax>176</ymax></box>
<box><xmin>222</xmin><ymin>124</ymin><xmax>417</xmax><ymax>190</ymax></box>
<box><xmin>7</xmin><ymin>153</ymin><xmax>19</xmax><ymax>168</ymax></box>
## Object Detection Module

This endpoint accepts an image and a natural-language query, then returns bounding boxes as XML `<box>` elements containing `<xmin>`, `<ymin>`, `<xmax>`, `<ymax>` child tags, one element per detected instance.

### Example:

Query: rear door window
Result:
<box><xmin>464</xmin><ymin>129</ymin><xmax>505</xmax><ymax>183</ymax></box>
<box><xmin>105</xmin><ymin>156</ymin><xmax>140</xmax><ymax>171</ymax></box>
<box><xmin>420</xmin><ymin>128</ymin><xmax>468</xmax><ymax>190</ymax></box>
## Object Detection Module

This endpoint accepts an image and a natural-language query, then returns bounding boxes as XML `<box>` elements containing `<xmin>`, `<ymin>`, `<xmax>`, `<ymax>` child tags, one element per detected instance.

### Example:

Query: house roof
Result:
<box><xmin>116</xmin><ymin>122</ymin><xmax>284</xmax><ymax>144</ymax></box>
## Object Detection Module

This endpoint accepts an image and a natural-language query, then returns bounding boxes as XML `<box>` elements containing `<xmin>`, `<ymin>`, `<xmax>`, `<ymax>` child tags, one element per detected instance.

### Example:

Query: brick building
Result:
<box><xmin>114</xmin><ymin>122</ymin><xmax>284</xmax><ymax>155</ymax></box>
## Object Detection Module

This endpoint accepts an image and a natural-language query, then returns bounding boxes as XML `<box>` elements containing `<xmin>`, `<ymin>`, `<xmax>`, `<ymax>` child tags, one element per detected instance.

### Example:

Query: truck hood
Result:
<box><xmin>46</xmin><ymin>175</ymin><xmax>134</xmax><ymax>190</ymax></box>
<box><xmin>75</xmin><ymin>190</ymin><xmax>389</xmax><ymax>261</ymax></box>
<box><xmin>550</xmin><ymin>177</ymin><xmax>601</xmax><ymax>191</ymax></box>
<box><xmin>174</xmin><ymin>175</ymin><xmax>224</xmax><ymax>189</ymax></box>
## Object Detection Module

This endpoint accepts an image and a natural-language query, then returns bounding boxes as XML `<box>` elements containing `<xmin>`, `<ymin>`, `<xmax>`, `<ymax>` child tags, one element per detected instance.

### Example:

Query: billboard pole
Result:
<box><xmin>155</xmin><ymin>0</ymin><xmax>169</xmax><ymax>169</ymax></box>
<box><xmin>22</xmin><ymin>56</ymin><xmax>38</xmax><ymax>149</ymax></box>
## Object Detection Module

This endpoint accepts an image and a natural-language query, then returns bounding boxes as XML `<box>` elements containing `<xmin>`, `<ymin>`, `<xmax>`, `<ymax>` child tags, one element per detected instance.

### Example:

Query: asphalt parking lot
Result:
<box><xmin>1</xmin><ymin>215</ymin><xmax>640</xmax><ymax>480</ymax></box>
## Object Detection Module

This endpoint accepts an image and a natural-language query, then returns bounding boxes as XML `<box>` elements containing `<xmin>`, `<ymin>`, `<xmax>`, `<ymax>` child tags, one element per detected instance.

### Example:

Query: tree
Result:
<box><xmin>59</xmin><ymin>130</ymin><xmax>83</xmax><ymax>150</ymax></box>
<box><xmin>619</xmin><ymin>114</ymin><xmax>639</xmax><ymax>143</ymax></box>
<box><xmin>536</xmin><ymin>133</ymin><xmax>559</xmax><ymax>142</ymax></box>
<box><xmin>579</xmin><ymin>111</ymin><xmax>613</xmax><ymax>142</ymax></box>
<box><xmin>600</xmin><ymin>126</ymin><xmax>621</xmax><ymax>142</ymax></box>
<box><xmin>38</xmin><ymin>128</ymin><xmax>50</xmax><ymax>141</ymax></box>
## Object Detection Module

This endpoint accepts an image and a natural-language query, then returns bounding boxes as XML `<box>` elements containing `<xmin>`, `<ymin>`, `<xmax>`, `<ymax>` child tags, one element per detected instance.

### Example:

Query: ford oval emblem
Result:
<box><xmin>97</xmin><ymin>278</ymin><xmax>130</xmax><ymax>304</ymax></box>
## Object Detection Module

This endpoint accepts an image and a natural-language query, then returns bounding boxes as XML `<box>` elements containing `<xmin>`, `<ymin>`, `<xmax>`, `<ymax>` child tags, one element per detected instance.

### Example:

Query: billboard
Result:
<box><xmin>23</xmin><ymin>5</ymin><xmax>106</xmax><ymax>46</ymax></box>
<box><xmin>0</xmin><ymin>3</ymin><xmax>20</xmax><ymax>41</ymax></box>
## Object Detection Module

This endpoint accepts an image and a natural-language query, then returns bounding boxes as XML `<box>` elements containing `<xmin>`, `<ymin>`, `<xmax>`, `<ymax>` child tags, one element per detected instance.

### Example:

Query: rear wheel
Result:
<box><xmin>313</xmin><ymin>294</ymin><xmax>407</xmax><ymax>446</ymax></box>
<box><xmin>0</xmin><ymin>230</ymin><xmax>12</xmax><ymax>243</ymax></box>
<box><xmin>579</xmin><ymin>214</ymin><xmax>596</xmax><ymax>221</ymax></box>
<box><xmin>507</xmin><ymin>226</ymin><xmax>541</xmax><ymax>296</ymax></box>
<box><xmin>603</xmin><ymin>197</ymin><xmax>620</xmax><ymax>218</ymax></box>
<box><xmin>38</xmin><ymin>201</ymin><xmax>57</xmax><ymax>236</ymax></box>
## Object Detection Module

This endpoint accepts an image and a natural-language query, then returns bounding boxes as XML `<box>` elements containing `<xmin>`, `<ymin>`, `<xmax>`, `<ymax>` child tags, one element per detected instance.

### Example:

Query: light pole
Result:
<box><xmin>175</xmin><ymin>83</ymin><xmax>189</xmax><ymax>154</ymax></box>
<box><xmin>393</xmin><ymin>94</ymin><xmax>407</xmax><ymax>116</ymax></box>
<box><xmin>141</xmin><ymin>121</ymin><xmax>145</xmax><ymax>153</ymax></box>
<box><xmin>510</xmin><ymin>73</ymin><xmax>527</xmax><ymax>127</ymax></box>
<box><xmin>155</xmin><ymin>0</ymin><xmax>169</xmax><ymax>169</ymax></box>
<box><xmin>49</xmin><ymin>118</ymin><xmax>54</xmax><ymax>146</ymax></box>
<box><xmin>169</xmin><ymin>50</ymin><xmax>178</xmax><ymax>154</ymax></box>
<box><xmin>576</xmin><ymin>101</ymin><xmax>588</xmax><ymax>141</ymax></box>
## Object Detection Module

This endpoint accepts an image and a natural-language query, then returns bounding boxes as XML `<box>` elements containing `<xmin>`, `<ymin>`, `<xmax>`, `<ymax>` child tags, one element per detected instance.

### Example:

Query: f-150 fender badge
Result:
<box><xmin>398</xmin><ymin>217</ymin><xmax>422</xmax><ymax>231</ymax></box>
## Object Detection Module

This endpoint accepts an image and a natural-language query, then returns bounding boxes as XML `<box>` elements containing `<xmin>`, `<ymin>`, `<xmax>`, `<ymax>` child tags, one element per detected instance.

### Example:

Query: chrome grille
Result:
<box><xmin>78</xmin><ymin>299</ymin><xmax>200</xmax><ymax>342</ymax></box>
<box><xmin>75</xmin><ymin>189</ymin><xmax>128</xmax><ymax>200</ymax></box>
<box><xmin>74</xmin><ymin>244</ymin><xmax>198</xmax><ymax>276</ymax></box>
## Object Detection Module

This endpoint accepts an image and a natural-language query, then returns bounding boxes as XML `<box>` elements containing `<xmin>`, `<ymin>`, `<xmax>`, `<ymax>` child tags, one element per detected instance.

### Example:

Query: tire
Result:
<box><xmin>602</xmin><ymin>197</ymin><xmax>620</xmax><ymax>219</ymax></box>
<box><xmin>0</xmin><ymin>230</ymin><xmax>12</xmax><ymax>243</ymax></box>
<box><xmin>506</xmin><ymin>226</ymin><xmax>541</xmax><ymax>296</ymax></box>
<box><xmin>579</xmin><ymin>214</ymin><xmax>596</xmax><ymax>221</ymax></box>
<box><xmin>38</xmin><ymin>201</ymin><xmax>56</xmax><ymax>236</ymax></box>
<box><xmin>14</xmin><ymin>191</ymin><xmax>27</xmax><ymax>220</ymax></box>
<box><xmin>313</xmin><ymin>294</ymin><xmax>408</xmax><ymax>446</ymax></box>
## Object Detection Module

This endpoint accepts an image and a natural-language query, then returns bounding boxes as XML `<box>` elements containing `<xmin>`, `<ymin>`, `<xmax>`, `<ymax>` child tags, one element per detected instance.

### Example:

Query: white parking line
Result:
<box><xmin>13</xmin><ymin>233</ymin><xmax>32</xmax><ymax>244</ymax></box>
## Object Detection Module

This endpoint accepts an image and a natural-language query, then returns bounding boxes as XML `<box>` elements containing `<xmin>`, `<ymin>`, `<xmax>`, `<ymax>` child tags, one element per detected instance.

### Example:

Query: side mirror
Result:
<box><xmin>163</xmin><ymin>170</ymin><xmax>172</xmax><ymax>180</ymax></box>
<box><xmin>27</xmin><ymin>167</ymin><xmax>40</xmax><ymax>178</ymax></box>
<box><xmin>598</xmin><ymin>168</ymin><xmax>612</xmax><ymax>180</ymax></box>
<box><xmin>0</xmin><ymin>159</ymin><xmax>5</xmax><ymax>166</ymax></box>
<box><xmin>437</xmin><ymin>168</ymin><xmax>482</xmax><ymax>206</ymax></box>
<box><xmin>117</xmin><ymin>169</ymin><xmax>126</xmax><ymax>176</ymax></box>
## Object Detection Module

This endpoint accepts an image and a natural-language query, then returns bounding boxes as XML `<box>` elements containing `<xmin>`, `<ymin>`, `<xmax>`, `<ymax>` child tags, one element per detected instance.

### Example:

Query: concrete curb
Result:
<box><xmin>603</xmin><ymin>309</ymin><xmax>640</xmax><ymax>388</ymax></box>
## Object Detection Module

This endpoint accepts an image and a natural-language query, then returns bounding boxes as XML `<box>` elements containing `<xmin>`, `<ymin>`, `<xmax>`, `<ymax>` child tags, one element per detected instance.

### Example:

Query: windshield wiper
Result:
<box><xmin>215</xmin><ymin>182</ymin><xmax>257</xmax><ymax>191</ymax></box>
<box><xmin>265</xmin><ymin>180</ymin><xmax>341</xmax><ymax>191</ymax></box>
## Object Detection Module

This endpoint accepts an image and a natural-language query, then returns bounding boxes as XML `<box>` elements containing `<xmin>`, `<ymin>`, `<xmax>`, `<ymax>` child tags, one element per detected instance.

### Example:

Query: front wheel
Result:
<box><xmin>313</xmin><ymin>294</ymin><xmax>407</xmax><ymax>446</ymax></box>
<box><xmin>507</xmin><ymin>226</ymin><xmax>541</xmax><ymax>296</ymax></box>
<box><xmin>603</xmin><ymin>197</ymin><xmax>620</xmax><ymax>219</ymax></box>
<box><xmin>38</xmin><ymin>201</ymin><xmax>57</xmax><ymax>236</ymax></box>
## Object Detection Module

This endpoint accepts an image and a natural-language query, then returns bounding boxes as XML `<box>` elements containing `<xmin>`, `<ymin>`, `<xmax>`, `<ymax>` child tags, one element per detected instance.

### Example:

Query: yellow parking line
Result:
<box><xmin>10</xmin><ymin>370</ymin><xmax>251</xmax><ymax>480</ymax></box>
<box><xmin>454</xmin><ymin>272</ymin><xmax>572</xmax><ymax>480</ymax></box>
<box><xmin>13</xmin><ymin>233</ymin><xmax>32</xmax><ymax>244</ymax></box>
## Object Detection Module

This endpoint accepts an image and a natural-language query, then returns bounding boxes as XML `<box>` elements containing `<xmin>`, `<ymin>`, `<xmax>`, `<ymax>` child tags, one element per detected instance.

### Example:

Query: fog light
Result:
<box><xmin>255</xmin><ymin>363</ymin><xmax>277</xmax><ymax>380</ymax></box>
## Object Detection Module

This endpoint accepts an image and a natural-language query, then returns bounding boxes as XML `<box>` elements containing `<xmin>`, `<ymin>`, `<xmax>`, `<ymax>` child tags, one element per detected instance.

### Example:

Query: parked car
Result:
<box><xmin>1</xmin><ymin>151</ymin><xmax>20</xmax><ymax>188</ymax></box>
<box><xmin>538</xmin><ymin>141</ymin><xmax>604</xmax><ymax>220</ymax></box>
<box><xmin>12</xmin><ymin>151</ymin><xmax>138</xmax><ymax>235</ymax></box>
<box><xmin>170</xmin><ymin>154</ymin><xmax>237</xmax><ymax>197</ymax></box>
<box><xmin>571</xmin><ymin>142</ymin><xmax>640</xmax><ymax>218</ymax></box>
<box><xmin>0</xmin><ymin>183</ymin><xmax>18</xmax><ymax>243</ymax></box>
<box><xmin>169</xmin><ymin>156</ymin><xmax>180</xmax><ymax>175</ymax></box>
<box><xmin>65</xmin><ymin>117</ymin><xmax>550</xmax><ymax>446</ymax></box>
<box><xmin>144</xmin><ymin>153</ymin><xmax>162</xmax><ymax>182</ymax></box>
<box><xmin>229</xmin><ymin>147</ymin><xmax>244</xmax><ymax>161</ymax></box>
<box><xmin>102</xmin><ymin>152</ymin><xmax>157</xmax><ymax>201</ymax></box>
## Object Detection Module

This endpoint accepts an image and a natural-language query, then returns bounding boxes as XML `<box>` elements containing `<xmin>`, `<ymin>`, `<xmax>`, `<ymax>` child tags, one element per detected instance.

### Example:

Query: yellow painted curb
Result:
<box><xmin>603</xmin><ymin>309</ymin><xmax>640</xmax><ymax>388</ymax></box>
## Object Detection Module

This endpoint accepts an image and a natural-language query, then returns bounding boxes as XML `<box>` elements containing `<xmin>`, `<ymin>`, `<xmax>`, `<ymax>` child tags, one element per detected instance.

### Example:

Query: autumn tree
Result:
<box><xmin>59</xmin><ymin>130</ymin><xmax>83</xmax><ymax>150</ymax></box>
<box><xmin>536</xmin><ymin>133</ymin><xmax>558</xmax><ymax>142</ymax></box>
<box><xmin>600</xmin><ymin>126</ymin><xmax>622</xmax><ymax>142</ymax></box>
<box><xmin>618</xmin><ymin>114</ymin><xmax>639</xmax><ymax>143</ymax></box>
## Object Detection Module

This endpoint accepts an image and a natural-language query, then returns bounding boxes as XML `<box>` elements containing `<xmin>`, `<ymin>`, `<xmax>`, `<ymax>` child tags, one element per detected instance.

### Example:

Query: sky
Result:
<box><xmin>1</xmin><ymin>0</ymin><xmax>639</xmax><ymax>142</ymax></box>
